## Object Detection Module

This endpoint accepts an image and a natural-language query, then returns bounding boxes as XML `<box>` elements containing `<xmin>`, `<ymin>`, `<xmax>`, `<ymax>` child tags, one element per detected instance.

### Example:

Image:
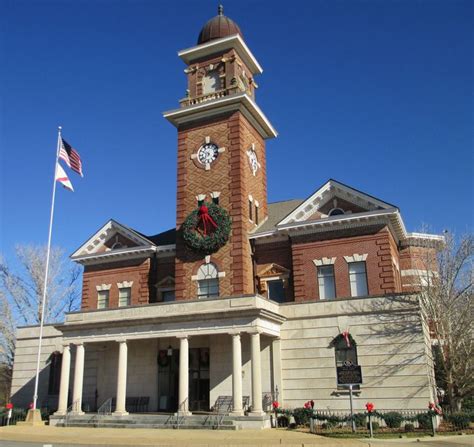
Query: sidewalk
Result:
<box><xmin>0</xmin><ymin>426</ymin><xmax>472</xmax><ymax>447</ymax></box>
<box><xmin>0</xmin><ymin>426</ymin><xmax>360</xmax><ymax>446</ymax></box>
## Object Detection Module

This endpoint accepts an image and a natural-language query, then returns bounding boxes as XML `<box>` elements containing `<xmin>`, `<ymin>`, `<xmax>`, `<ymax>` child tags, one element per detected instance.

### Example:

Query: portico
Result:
<box><xmin>53</xmin><ymin>296</ymin><xmax>284</xmax><ymax>418</ymax></box>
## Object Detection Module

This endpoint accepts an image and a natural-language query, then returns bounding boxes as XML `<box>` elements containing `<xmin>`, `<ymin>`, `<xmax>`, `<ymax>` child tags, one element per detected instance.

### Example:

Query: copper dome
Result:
<box><xmin>198</xmin><ymin>5</ymin><xmax>243</xmax><ymax>45</ymax></box>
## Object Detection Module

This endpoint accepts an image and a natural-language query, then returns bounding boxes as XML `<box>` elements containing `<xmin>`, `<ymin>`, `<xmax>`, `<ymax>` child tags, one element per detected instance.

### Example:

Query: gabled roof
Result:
<box><xmin>252</xmin><ymin>199</ymin><xmax>303</xmax><ymax>234</ymax></box>
<box><xmin>71</xmin><ymin>220</ymin><xmax>176</xmax><ymax>265</ymax></box>
<box><xmin>278</xmin><ymin>179</ymin><xmax>397</xmax><ymax>226</ymax></box>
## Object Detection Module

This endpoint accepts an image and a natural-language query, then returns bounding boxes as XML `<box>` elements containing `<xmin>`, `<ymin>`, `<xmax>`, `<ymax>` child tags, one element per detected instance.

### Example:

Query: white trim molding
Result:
<box><xmin>178</xmin><ymin>34</ymin><xmax>263</xmax><ymax>75</ymax></box>
<box><xmin>163</xmin><ymin>93</ymin><xmax>277</xmax><ymax>140</ymax></box>
<box><xmin>117</xmin><ymin>281</ymin><xmax>133</xmax><ymax>289</ymax></box>
<box><xmin>313</xmin><ymin>257</ymin><xmax>336</xmax><ymax>266</ymax></box>
<box><xmin>96</xmin><ymin>284</ymin><xmax>111</xmax><ymax>291</ymax></box>
<box><xmin>343</xmin><ymin>254</ymin><xmax>368</xmax><ymax>263</ymax></box>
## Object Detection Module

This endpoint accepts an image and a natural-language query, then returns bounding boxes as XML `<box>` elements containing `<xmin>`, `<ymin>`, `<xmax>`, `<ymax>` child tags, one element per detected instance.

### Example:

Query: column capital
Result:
<box><xmin>62</xmin><ymin>343</ymin><xmax>71</xmax><ymax>350</ymax></box>
<box><xmin>116</xmin><ymin>338</ymin><xmax>127</xmax><ymax>344</ymax></box>
<box><xmin>248</xmin><ymin>329</ymin><xmax>262</xmax><ymax>336</ymax></box>
<box><xmin>229</xmin><ymin>331</ymin><xmax>241</xmax><ymax>338</ymax></box>
<box><xmin>74</xmin><ymin>342</ymin><xmax>84</xmax><ymax>347</ymax></box>
<box><xmin>177</xmin><ymin>334</ymin><xmax>189</xmax><ymax>340</ymax></box>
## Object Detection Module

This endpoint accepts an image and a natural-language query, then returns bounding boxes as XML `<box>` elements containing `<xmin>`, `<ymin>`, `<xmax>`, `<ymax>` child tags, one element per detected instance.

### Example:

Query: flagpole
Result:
<box><xmin>31</xmin><ymin>126</ymin><xmax>62</xmax><ymax>412</ymax></box>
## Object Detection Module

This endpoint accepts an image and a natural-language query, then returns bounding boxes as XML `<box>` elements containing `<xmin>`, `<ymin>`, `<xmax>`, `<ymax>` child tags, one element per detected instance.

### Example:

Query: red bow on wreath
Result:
<box><xmin>197</xmin><ymin>205</ymin><xmax>218</xmax><ymax>236</ymax></box>
<box><xmin>342</xmin><ymin>330</ymin><xmax>351</xmax><ymax>347</ymax></box>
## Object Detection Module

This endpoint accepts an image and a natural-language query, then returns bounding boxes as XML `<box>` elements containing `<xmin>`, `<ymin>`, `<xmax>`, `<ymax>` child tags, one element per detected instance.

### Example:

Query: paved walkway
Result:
<box><xmin>0</xmin><ymin>426</ymin><xmax>473</xmax><ymax>447</ymax></box>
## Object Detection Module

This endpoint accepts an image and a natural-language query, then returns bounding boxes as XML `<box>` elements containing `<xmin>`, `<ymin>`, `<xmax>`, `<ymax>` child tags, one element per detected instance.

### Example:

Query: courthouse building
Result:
<box><xmin>11</xmin><ymin>7</ymin><xmax>443</xmax><ymax>426</ymax></box>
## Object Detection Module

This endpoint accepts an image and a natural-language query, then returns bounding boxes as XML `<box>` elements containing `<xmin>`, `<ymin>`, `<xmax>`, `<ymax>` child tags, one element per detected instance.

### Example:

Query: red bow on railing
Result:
<box><xmin>197</xmin><ymin>205</ymin><xmax>217</xmax><ymax>236</ymax></box>
<box><xmin>342</xmin><ymin>330</ymin><xmax>351</xmax><ymax>347</ymax></box>
<box><xmin>366</xmin><ymin>402</ymin><xmax>374</xmax><ymax>413</ymax></box>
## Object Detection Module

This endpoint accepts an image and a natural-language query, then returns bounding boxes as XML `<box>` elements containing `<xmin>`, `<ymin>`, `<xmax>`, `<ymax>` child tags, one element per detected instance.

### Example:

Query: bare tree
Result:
<box><xmin>0</xmin><ymin>289</ymin><xmax>15</xmax><ymax>403</ymax></box>
<box><xmin>0</xmin><ymin>245</ymin><xmax>81</xmax><ymax>385</ymax></box>
<box><xmin>0</xmin><ymin>245</ymin><xmax>81</xmax><ymax>326</ymax></box>
<box><xmin>418</xmin><ymin>233</ymin><xmax>473</xmax><ymax>411</ymax></box>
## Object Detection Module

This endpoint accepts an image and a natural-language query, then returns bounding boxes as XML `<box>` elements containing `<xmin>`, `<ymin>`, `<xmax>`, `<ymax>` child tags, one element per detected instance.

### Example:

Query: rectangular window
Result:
<box><xmin>97</xmin><ymin>290</ymin><xmax>109</xmax><ymax>309</ymax></box>
<box><xmin>317</xmin><ymin>265</ymin><xmax>336</xmax><ymax>300</ymax></box>
<box><xmin>348</xmin><ymin>262</ymin><xmax>368</xmax><ymax>297</ymax></box>
<box><xmin>161</xmin><ymin>290</ymin><xmax>175</xmax><ymax>302</ymax></box>
<box><xmin>255</xmin><ymin>204</ymin><xmax>259</xmax><ymax>225</ymax></box>
<box><xmin>118</xmin><ymin>287</ymin><xmax>131</xmax><ymax>307</ymax></box>
<box><xmin>249</xmin><ymin>199</ymin><xmax>253</xmax><ymax>221</ymax></box>
<box><xmin>48</xmin><ymin>352</ymin><xmax>62</xmax><ymax>395</ymax></box>
<box><xmin>267</xmin><ymin>279</ymin><xmax>286</xmax><ymax>303</ymax></box>
<box><xmin>198</xmin><ymin>278</ymin><xmax>219</xmax><ymax>299</ymax></box>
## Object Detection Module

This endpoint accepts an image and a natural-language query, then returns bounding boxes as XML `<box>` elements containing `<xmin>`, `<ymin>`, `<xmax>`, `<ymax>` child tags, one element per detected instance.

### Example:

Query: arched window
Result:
<box><xmin>328</xmin><ymin>208</ymin><xmax>345</xmax><ymax>216</ymax></box>
<box><xmin>197</xmin><ymin>263</ymin><xmax>219</xmax><ymax>298</ymax></box>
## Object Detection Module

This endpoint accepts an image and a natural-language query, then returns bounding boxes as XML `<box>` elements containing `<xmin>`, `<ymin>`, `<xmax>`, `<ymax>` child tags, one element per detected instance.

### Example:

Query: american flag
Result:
<box><xmin>59</xmin><ymin>138</ymin><xmax>83</xmax><ymax>177</ymax></box>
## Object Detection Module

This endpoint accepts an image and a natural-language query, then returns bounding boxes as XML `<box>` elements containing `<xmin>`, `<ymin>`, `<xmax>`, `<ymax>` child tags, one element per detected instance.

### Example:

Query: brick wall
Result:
<box><xmin>291</xmin><ymin>227</ymin><xmax>401</xmax><ymax>301</ymax></box>
<box><xmin>82</xmin><ymin>258</ymin><xmax>151</xmax><ymax>310</ymax></box>
<box><xmin>175</xmin><ymin>110</ymin><xmax>267</xmax><ymax>300</ymax></box>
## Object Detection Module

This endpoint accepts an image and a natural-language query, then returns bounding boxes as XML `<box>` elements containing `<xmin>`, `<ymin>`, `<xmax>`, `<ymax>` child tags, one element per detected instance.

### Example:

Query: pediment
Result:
<box><xmin>278</xmin><ymin>179</ymin><xmax>396</xmax><ymax>225</ymax></box>
<box><xmin>71</xmin><ymin>219</ymin><xmax>155</xmax><ymax>258</ymax></box>
<box><xmin>258</xmin><ymin>263</ymin><xmax>290</xmax><ymax>278</ymax></box>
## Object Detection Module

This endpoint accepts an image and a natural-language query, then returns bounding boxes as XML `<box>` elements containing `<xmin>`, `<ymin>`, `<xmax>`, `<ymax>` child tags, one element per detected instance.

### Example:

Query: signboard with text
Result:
<box><xmin>337</xmin><ymin>363</ymin><xmax>363</xmax><ymax>386</ymax></box>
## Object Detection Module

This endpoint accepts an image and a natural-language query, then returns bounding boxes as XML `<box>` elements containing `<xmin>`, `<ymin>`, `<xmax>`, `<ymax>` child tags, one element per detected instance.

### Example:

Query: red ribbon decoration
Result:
<box><xmin>342</xmin><ymin>330</ymin><xmax>351</xmax><ymax>347</ymax></box>
<box><xmin>197</xmin><ymin>205</ymin><xmax>218</xmax><ymax>236</ymax></box>
<box><xmin>366</xmin><ymin>402</ymin><xmax>374</xmax><ymax>413</ymax></box>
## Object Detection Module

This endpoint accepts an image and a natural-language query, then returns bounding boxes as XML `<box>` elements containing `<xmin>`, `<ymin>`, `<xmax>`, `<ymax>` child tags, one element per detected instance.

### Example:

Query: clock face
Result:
<box><xmin>247</xmin><ymin>149</ymin><xmax>259</xmax><ymax>175</ymax></box>
<box><xmin>197</xmin><ymin>143</ymin><xmax>219</xmax><ymax>165</ymax></box>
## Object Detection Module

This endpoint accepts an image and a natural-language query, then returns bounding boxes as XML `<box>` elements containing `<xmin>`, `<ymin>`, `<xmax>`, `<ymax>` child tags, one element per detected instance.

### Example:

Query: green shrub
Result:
<box><xmin>353</xmin><ymin>413</ymin><xmax>366</xmax><ymax>428</ymax></box>
<box><xmin>371</xmin><ymin>421</ymin><xmax>380</xmax><ymax>431</ymax></box>
<box><xmin>292</xmin><ymin>407</ymin><xmax>313</xmax><ymax>426</ymax></box>
<box><xmin>383</xmin><ymin>411</ymin><xmax>404</xmax><ymax>428</ymax></box>
<box><xmin>321</xmin><ymin>421</ymin><xmax>336</xmax><ymax>429</ymax></box>
<box><xmin>416</xmin><ymin>413</ymin><xmax>432</xmax><ymax>430</ymax></box>
<box><xmin>447</xmin><ymin>412</ymin><xmax>471</xmax><ymax>430</ymax></box>
<box><xmin>404</xmin><ymin>423</ymin><xmax>415</xmax><ymax>432</ymax></box>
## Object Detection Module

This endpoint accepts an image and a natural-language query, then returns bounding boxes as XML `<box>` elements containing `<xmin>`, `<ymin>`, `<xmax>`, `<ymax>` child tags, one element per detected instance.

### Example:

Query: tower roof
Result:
<box><xmin>197</xmin><ymin>5</ymin><xmax>243</xmax><ymax>45</ymax></box>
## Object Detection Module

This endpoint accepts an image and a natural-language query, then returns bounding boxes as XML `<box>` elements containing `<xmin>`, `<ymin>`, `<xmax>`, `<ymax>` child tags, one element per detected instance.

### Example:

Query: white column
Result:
<box><xmin>178</xmin><ymin>336</ymin><xmax>190</xmax><ymax>415</ymax></box>
<box><xmin>113</xmin><ymin>340</ymin><xmax>129</xmax><ymax>416</ymax></box>
<box><xmin>250</xmin><ymin>332</ymin><xmax>264</xmax><ymax>416</ymax></box>
<box><xmin>71</xmin><ymin>343</ymin><xmax>85</xmax><ymax>415</ymax></box>
<box><xmin>230</xmin><ymin>333</ymin><xmax>243</xmax><ymax>416</ymax></box>
<box><xmin>55</xmin><ymin>344</ymin><xmax>71</xmax><ymax>415</ymax></box>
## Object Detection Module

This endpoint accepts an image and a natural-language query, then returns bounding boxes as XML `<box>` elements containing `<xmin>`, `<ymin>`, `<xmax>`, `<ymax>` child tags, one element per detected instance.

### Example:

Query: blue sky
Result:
<box><xmin>1</xmin><ymin>0</ymin><xmax>472</xmax><ymax>263</ymax></box>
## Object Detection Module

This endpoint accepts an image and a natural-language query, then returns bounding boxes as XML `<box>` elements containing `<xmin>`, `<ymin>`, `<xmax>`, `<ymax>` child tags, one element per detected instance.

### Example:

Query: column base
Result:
<box><xmin>113</xmin><ymin>410</ymin><xmax>129</xmax><ymax>416</ymax></box>
<box><xmin>229</xmin><ymin>410</ymin><xmax>244</xmax><ymax>416</ymax></box>
<box><xmin>54</xmin><ymin>410</ymin><xmax>67</xmax><ymax>416</ymax></box>
<box><xmin>248</xmin><ymin>411</ymin><xmax>266</xmax><ymax>417</ymax></box>
<box><xmin>17</xmin><ymin>409</ymin><xmax>46</xmax><ymax>426</ymax></box>
<box><xmin>70</xmin><ymin>411</ymin><xmax>85</xmax><ymax>416</ymax></box>
<box><xmin>176</xmin><ymin>411</ymin><xmax>192</xmax><ymax>416</ymax></box>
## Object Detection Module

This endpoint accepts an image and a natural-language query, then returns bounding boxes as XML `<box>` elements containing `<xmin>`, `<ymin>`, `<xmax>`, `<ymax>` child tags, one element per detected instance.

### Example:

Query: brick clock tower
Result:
<box><xmin>164</xmin><ymin>6</ymin><xmax>277</xmax><ymax>300</ymax></box>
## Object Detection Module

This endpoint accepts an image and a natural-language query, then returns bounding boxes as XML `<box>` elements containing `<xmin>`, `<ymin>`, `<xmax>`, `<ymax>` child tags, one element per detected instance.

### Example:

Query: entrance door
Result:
<box><xmin>189</xmin><ymin>348</ymin><xmax>210</xmax><ymax>412</ymax></box>
<box><xmin>157</xmin><ymin>349</ymin><xmax>179</xmax><ymax>412</ymax></box>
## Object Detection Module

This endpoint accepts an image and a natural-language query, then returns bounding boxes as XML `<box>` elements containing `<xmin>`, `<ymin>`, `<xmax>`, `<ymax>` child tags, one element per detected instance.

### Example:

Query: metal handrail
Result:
<box><xmin>65</xmin><ymin>399</ymin><xmax>80</xmax><ymax>427</ymax></box>
<box><xmin>92</xmin><ymin>397</ymin><xmax>113</xmax><ymax>427</ymax></box>
<box><xmin>176</xmin><ymin>398</ymin><xmax>188</xmax><ymax>429</ymax></box>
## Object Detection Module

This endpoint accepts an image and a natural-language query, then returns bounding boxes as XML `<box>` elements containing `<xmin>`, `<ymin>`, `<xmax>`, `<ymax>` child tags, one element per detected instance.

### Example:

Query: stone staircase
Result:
<box><xmin>51</xmin><ymin>413</ymin><xmax>241</xmax><ymax>430</ymax></box>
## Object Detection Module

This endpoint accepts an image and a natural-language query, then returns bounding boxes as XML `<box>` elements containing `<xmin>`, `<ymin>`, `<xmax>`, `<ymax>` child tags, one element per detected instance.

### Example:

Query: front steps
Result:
<box><xmin>50</xmin><ymin>413</ymin><xmax>270</xmax><ymax>430</ymax></box>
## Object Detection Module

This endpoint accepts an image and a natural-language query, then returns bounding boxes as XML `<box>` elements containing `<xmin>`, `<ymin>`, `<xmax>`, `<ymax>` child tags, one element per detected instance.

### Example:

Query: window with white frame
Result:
<box><xmin>317</xmin><ymin>265</ymin><xmax>336</xmax><ymax>300</ymax></box>
<box><xmin>97</xmin><ymin>290</ymin><xmax>109</xmax><ymax>309</ymax></box>
<box><xmin>348</xmin><ymin>262</ymin><xmax>368</xmax><ymax>297</ymax></box>
<box><xmin>118</xmin><ymin>287</ymin><xmax>131</xmax><ymax>307</ymax></box>
<box><xmin>197</xmin><ymin>263</ymin><xmax>219</xmax><ymax>298</ymax></box>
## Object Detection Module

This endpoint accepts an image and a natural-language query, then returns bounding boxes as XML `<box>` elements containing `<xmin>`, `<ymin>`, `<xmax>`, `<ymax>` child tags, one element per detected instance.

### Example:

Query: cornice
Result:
<box><xmin>178</xmin><ymin>34</ymin><xmax>263</xmax><ymax>75</ymax></box>
<box><xmin>73</xmin><ymin>244</ymin><xmax>176</xmax><ymax>266</ymax></box>
<box><xmin>163</xmin><ymin>92</ymin><xmax>277</xmax><ymax>140</ymax></box>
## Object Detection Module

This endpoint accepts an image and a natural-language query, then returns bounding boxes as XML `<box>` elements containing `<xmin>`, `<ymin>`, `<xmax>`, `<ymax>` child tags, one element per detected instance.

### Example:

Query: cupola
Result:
<box><xmin>197</xmin><ymin>5</ymin><xmax>243</xmax><ymax>44</ymax></box>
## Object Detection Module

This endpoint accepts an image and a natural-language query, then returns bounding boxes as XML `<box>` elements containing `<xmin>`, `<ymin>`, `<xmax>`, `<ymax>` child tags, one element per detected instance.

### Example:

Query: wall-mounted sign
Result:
<box><xmin>337</xmin><ymin>362</ymin><xmax>362</xmax><ymax>385</ymax></box>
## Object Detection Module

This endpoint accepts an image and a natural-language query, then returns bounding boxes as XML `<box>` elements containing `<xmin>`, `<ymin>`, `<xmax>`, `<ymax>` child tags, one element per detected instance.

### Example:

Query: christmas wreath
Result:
<box><xmin>157</xmin><ymin>350</ymin><xmax>169</xmax><ymax>367</ymax></box>
<box><xmin>182</xmin><ymin>202</ymin><xmax>231</xmax><ymax>254</ymax></box>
